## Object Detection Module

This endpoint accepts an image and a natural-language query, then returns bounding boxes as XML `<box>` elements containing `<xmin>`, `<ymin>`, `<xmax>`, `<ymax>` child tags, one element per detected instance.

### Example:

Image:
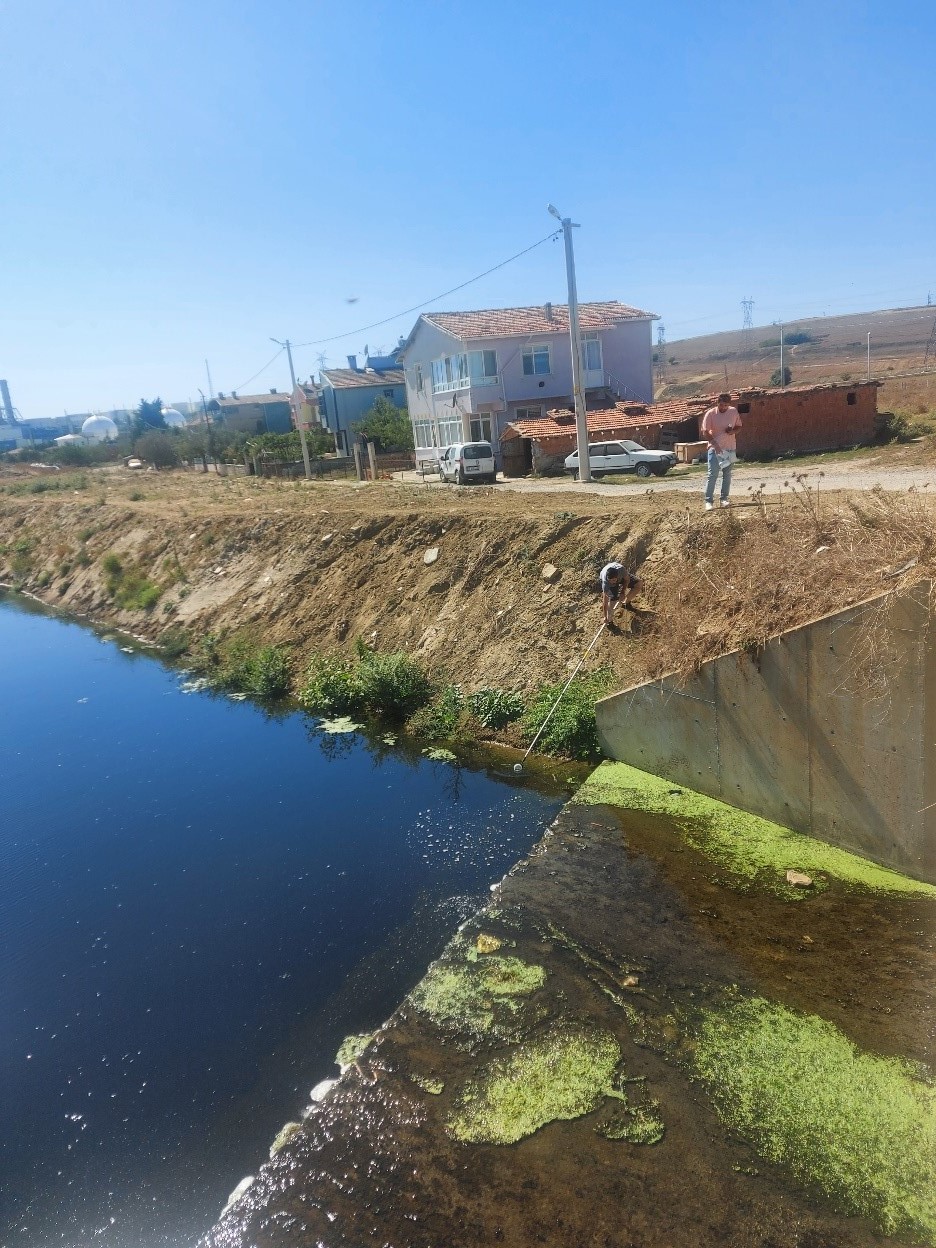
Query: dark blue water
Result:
<box><xmin>0</xmin><ymin>593</ymin><xmax>563</xmax><ymax>1247</ymax></box>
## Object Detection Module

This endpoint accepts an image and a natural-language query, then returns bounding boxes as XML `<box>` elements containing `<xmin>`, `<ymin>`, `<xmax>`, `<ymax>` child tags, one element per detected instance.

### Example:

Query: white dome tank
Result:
<box><xmin>81</xmin><ymin>414</ymin><xmax>119</xmax><ymax>443</ymax></box>
<box><xmin>160</xmin><ymin>407</ymin><xmax>187</xmax><ymax>429</ymax></box>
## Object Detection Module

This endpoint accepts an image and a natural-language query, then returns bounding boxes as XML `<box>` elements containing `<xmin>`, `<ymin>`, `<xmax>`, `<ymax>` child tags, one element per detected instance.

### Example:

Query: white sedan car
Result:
<box><xmin>564</xmin><ymin>440</ymin><xmax>677</xmax><ymax>479</ymax></box>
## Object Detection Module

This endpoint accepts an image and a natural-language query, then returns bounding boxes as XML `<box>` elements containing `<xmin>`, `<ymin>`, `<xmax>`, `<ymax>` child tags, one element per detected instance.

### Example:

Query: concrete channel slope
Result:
<box><xmin>597</xmin><ymin>583</ymin><xmax>936</xmax><ymax>884</ymax></box>
<box><xmin>202</xmin><ymin>767</ymin><xmax>935</xmax><ymax>1248</ymax></box>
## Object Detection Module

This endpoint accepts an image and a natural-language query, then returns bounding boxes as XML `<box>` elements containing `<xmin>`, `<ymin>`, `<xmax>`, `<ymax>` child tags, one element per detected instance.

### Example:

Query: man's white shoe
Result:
<box><xmin>720</xmin><ymin>499</ymin><xmax>731</xmax><ymax>508</ymax></box>
<box><xmin>705</xmin><ymin>501</ymin><xmax>714</xmax><ymax>511</ymax></box>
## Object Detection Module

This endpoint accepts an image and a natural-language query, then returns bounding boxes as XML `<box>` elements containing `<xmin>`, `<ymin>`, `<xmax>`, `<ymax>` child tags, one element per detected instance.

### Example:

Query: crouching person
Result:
<box><xmin>600</xmin><ymin>561</ymin><xmax>640</xmax><ymax>630</ymax></box>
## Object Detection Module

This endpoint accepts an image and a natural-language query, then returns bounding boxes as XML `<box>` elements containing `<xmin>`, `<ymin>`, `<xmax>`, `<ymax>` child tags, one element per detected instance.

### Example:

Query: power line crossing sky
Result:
<box><xmin>2</xmin><ymin>0</ymin><xmax>933</xmax><ymax>415</ymax></box>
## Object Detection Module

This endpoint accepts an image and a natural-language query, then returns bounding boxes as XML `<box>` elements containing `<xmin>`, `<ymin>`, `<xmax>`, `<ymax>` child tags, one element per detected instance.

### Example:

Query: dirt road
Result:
<box><xmin>401</xmin><ymin>451</ymin><xmax>936</xmax><ymax>501</ymax></box>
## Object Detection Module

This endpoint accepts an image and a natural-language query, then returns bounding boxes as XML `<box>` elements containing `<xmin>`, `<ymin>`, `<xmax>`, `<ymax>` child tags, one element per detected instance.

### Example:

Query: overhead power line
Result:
<box><xmin>292</xmin><ymin>230</ymin><xmax>561</xmax><ymax>349</ymax></box>
<box><xmin>232</xmin><ymin>346</ymin><xmax>284</xmax><ymax>393</ymax></box>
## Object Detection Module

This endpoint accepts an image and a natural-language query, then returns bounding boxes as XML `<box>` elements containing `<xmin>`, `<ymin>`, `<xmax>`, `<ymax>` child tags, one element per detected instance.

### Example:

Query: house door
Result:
<box><xmin>582</xmin><ymin>333</ymin><xmax>604</xmax><ymax>389</ymax></box>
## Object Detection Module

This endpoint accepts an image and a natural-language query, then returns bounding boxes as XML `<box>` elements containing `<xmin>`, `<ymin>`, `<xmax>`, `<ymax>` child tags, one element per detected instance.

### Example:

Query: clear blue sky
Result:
<box><xmin>2</xmin><ymin>0</ymin><xmax>933</xmax><ymax>417</ymax></box>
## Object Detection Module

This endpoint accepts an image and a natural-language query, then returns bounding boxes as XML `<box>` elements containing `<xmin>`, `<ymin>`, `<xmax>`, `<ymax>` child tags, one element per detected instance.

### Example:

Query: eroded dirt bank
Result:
<box><xmin>2</xmin><ymin>469</ymin><xmax>935</xmax><ymax>699</ymax></box>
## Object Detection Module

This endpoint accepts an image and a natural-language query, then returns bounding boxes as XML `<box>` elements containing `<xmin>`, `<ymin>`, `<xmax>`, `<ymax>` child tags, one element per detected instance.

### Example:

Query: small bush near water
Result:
<box><xmin>407</xmin><ymin>683</ymin><xmax>466</xmax><ymax>740</ymax></box>
<box><xmin>468</xmin><ymin>687</ymin><xmax>525</xmax><ymax>729</ymax></box>
<box><xmin>520</xmin><ymin>669</ymin><xmax>613</xmax><ymax>759</ymax></box>
<box><xmin>102</xmin><ymin>553</ymin><xmax>161</xmax><ymax>611</ymax></box>
<box><xmin>301</xmin><ymin>645</ymin><xmax>432</xmax><ymax>720</ymax></box>
<box><xmin>211</xmin><ymin>636</ymin><xmax>291</xmax><ymax>698</ymax></box>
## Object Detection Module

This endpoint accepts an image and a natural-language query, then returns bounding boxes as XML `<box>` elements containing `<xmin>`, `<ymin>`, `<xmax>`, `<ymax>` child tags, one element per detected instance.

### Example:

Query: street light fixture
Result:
<box><xmin>548</xmin><ymin>205</ymin><xmax>590</xmax><ymax>482</ymax></box>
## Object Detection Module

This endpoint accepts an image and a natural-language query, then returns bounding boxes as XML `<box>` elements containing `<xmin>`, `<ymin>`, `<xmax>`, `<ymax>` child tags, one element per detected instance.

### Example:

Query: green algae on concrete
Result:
<box><xmin>575</xmin><ymin>761</ymin><xmax>936</xmax><ymax>897</ymax></box>
<box><xmin>268</xmin><ymin>1120</ymin><xmax>302</xmax><ymax>1159</ymax></box>
<box><xmin>596</xmin><ymin>1097</ymin><xmax>665</xmax><ymax>1145</ymax></box>
<box><xmin>447</xmin><ymin>1022</ymin><xmax>621</xmax><ymax>1144</ymax></box>
<box><xmin>409</xmin><ymin>950</ymin><xmax>547</xmax><ymax>1042</ymax></box>
<box><xmin>694</xmin><ymin>994</ymin><xmax>936</xmax><ymax>1243</ymax></box>
<box><xmin>335</xmin><ymin>1032</ymin><xmax>375</xmax><ymax>1070</ymax></box>
<box><xmin>410</xmin><ymin>1073</ymin><xmax>445</xmax><ymax>1095</ymax></box>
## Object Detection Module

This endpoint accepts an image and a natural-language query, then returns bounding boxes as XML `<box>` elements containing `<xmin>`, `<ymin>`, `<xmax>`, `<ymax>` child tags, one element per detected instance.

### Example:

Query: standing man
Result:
<box><xmin>701</xmin><ymin>392</ymin><xmax>742</xmax><ymax>510</ymax></box>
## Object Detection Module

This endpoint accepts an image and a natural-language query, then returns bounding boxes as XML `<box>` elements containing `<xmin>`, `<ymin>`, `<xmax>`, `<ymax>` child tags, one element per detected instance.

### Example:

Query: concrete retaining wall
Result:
<box><xmin>596</xmin><ymin>585</ymin><xmax>936</xmax><ymax>883</ymax></box>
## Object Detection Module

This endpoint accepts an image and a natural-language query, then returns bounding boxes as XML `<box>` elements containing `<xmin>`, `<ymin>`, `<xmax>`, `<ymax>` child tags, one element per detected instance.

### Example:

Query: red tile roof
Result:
<box><xmin>320</xmin><ymin>368</ymin><xmax>406</xmax><ymax>390</ymax></box>
<box><xmin>503</xmin><ymin>400</ymin><xmax>702</xmax><ymax>446</ymax></box>
<box><xmin>422</xmin><ymin>301</ymin><xmax>656</xmax><ymax>341</ymax></box>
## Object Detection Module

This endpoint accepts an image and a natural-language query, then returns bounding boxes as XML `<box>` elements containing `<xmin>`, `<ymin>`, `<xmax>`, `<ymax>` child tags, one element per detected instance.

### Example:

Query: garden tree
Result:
<box><xmin>353</xmin><ymin>396</ymin><xmax>413</xmax><ymax>451</ymax></box>
<box><xmin>769</xmin><ymin>366</ymin><xmax>793</xmax><ymax>387</ymax></box>
<box><xmin>133</xmin><ymin>397</ymin><xmax>166</xmax><ymax>437</ymax></box>
<box><xmin>179</xmin><ymin>426</ymin><xmax>210</xmax><ymax>470</ymax></box>
<box><xmin>134</xmin><ymin>429</ymin><xmax>180</xmax><ymax>469</ymax></box>
<box><xmin>246</xmin><ymin>429</ymin><xmax>332</xmax><ymax>463</ymax></box>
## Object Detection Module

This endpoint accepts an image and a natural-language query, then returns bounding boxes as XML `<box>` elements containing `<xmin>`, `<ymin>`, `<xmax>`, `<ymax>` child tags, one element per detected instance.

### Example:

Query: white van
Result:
<box><xmin>438</xmin><ymin>442</ymin><xmax>497</xmax><ymax>485</ymax></box>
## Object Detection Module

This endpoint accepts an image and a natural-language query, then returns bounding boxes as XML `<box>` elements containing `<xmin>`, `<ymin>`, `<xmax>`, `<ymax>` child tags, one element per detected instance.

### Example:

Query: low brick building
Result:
<box><xmin>727</xmin><ymin>380</ymin><xmax>879</xmax><ymax>457</ymax></box>
<box><xmin>500</xmin><ymin>381</ymin><xmax>879</xmax><ymax>476</ymax></box>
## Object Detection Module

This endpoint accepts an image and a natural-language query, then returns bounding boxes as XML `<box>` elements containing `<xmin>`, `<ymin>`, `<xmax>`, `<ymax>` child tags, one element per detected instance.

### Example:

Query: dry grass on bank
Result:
<box><xmin>629</xmin><ymin>484</ymin><xmax>936</xmax><ymax>693</ymax></box>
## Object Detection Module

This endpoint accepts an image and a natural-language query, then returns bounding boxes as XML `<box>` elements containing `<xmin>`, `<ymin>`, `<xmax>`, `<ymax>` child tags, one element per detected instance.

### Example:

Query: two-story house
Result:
<box><xmin>215</xmin><ymin>390</ymin><xmax>293</xmax><ymax>435</ymax></box>
<box><xmin>398</xmin><ymin>301</ymin><xmax>657</xmax><ymax>465</ymax></box>
<box><xmin>318</xmin><ymin>353</ymin><xmax>408</xmax><ymax>453</ymax></box>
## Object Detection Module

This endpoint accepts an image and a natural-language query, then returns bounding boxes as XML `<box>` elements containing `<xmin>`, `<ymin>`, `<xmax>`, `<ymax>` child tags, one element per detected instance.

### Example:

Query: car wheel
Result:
<box><xmin>635</xmin><ymin>463</ymin><xmax>652</xmax><ymax>478</ymax></box>
<box><xmin>457</xmin><ymin>469</ymin><xmax>466</xmax><ymax>485</ymax></box>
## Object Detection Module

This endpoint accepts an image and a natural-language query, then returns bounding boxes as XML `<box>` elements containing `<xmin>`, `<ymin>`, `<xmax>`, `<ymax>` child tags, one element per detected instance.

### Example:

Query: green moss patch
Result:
<box><xmin>596</xmin><ymin>1097</ymin><xmax>665</xmax><ymax>1145</ymax></box>
<box><xmin>447</xmin><ymin>1022</ymin><xmax>621</xmax><ymax>1144</ymax></box>
<box><xmin>335</xmin><ymin>1032</ymin><xmax>375</xmax><ymax>1069</ymax></box>
<box><xmin>694</xmin><ymin>995</ymin><xmax>936</xmax><ymax>1241</ymax></box>
<box><xmin>409</xmin><ymin>951</ymin><xmax>547</xmax><ymax>1043</ymax></box>
<box><xmin>575</xmin><ymin>761</ymin><xmax>936</xmax><ymax>898</ymax></box>
<box><xmin>269</xmin><ymin>1120</ymin><xmax>302</xmax><ymax>1158</ymax></box>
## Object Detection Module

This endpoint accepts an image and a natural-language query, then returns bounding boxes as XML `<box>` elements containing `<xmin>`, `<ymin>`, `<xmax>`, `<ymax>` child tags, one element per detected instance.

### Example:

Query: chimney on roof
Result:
<box><xmin>545</xmin><ymin>302</ymin><xmax>553</xmax><ymax>321</ymax></box>
<box><xmin>231</xmin><ymin>391</ymin><xmax>238</xmax><ymax>399</ymax></box>
<box><xmin>217</xmin><ymin>392</ymin><xmax>225</xmax><ymax>400</ymax></box>
<box><xmin>270</xmin><ymin>388</ymin><xmax>277</xmax><ymax>394</ymax></box>
<box><xmin>347</xmin><ymin>354</ymin><xmax>358</xmax><ymax>370</ymax></box>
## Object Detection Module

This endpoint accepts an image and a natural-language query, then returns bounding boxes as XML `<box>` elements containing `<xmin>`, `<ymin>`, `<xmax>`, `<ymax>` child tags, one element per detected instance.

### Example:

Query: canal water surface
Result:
<box><xmin>0</xmin><ymin>593</ymin><xmax>565</xmax><ymax>1248</ymax></box>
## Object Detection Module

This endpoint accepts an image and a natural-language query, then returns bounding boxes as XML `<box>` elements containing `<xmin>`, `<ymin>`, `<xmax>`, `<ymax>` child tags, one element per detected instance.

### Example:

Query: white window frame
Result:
<box><xmin>414</xmin><ymin>364</ymin><xmax>423</xmax><ymax>392</ymax></box>
<box><xmin>413</xmin><ymin>419</ymin><xmax>435</xmax><ymax>449</ymax></box>
<box><xmin>468</xmin><ymin>349</ymin><xmax>497</xmax><ymax>386</ymax></box>
<box><xmin>522</xmin><ymin>344</ymin><xmax>551</xmax><ymax>376</ymax></box>
<box><xmin>582</xmin><ymin>332</ymin><xmax>603</xmax><ymax>372</ymax></box>
<box><xmin>437</xmin><ymin>415</ymin><xmax>463</xmax><ymax>446</ymax></box>
<box><xmin>469</xmin><ymin>416</ymin><xmax>492</xmax><ymax>442</ymax></box>
<box><xmin>514</xmin><ymin>405</ymin><xmax>544</xmax><ymax>421</ymax></box>
<box><xmin>431</xmin><ymin>353</ymin><xmax>470</xmax><ymax>393</ymax></box>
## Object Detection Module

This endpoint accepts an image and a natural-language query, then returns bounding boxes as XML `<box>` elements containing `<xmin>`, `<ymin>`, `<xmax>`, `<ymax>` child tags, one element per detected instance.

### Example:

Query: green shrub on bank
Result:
<box><xmin>5</xmin><ymin>473</ymin><xmax>89</xmax><ymax>496</ymax></box>
<box><xmin>520</xmin><ymin>669</ymin><xmax>613</xmax><ymax>759</ymax></box>
<box><xmin>300</xmin><ymin>653</ymin><xmax>364</xmax><ymax>715</ymax></box>
<box><xmin>407</xmin><ymin>683</ymin><xmax>465</xmax><ymax>740</ymax></box>
<box><xmin>301</xmin><ymin>644</ymin><xmax>432</xmax><ymax>721</ymax></box>
<box><xmin>214</xmin><ymin>637</ymin><xmax>291</xmax><ymax>698</ymax></box>
<box><xmin>355</xmin><ymin>646</ymin><xmax>432</xmax><ymax>717</ymax></box>
<box><xmin>101</xmin><ymin>553</ymin><xmax>160</xmax><ymax>611</ymax></box>
<box><xmin>468</xmin><ymin>687</ymin><xmax>525</xmax><ymax>729</ymax></box>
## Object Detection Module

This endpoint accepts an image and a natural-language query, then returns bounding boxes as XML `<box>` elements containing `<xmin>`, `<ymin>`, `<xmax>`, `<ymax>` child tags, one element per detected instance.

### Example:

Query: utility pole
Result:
<box><xmin>741</xmin><ymin>297</ymin><xmax>755</xmax><ymax>360</ymax></box>
<box><xmin>197</xmin><ymin>388</ymin><xmax>217</xmax><ymax>473</ymax></box>
<box><xmin>271</xmin><ymin>337</ymin><xmax>312</xmax><ymax>479</ymax></box>
<box><xmin>867</xmin><ymin>332</ymin><xmax>872</xmax><ymax>382</ymax></box>
<box><xmin>779</xmin><ymin>322</ymin><xmax>785</xmax><ymax>389</ymax></box>
<box><xmin>547</xmin><ymin>204</ymin><xmax>590</xmax><ymax>483</ymax></box>
<box><xmin>205</xmin><ymin>359</ymin><xmax>214</xmax><ymax>401</ymax></box>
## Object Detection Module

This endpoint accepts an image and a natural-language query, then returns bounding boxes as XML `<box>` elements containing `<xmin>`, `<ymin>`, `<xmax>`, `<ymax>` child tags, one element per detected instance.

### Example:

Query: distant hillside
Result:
<box><xmin>657</xmin><ymin>306</ymin><xmax>936</xmax><ymax>410</ymax></box>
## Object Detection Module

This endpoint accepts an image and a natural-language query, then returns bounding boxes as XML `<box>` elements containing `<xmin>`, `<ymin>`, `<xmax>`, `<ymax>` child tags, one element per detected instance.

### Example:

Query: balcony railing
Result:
<box><xmin>431</xmin><ymin>374</ymin><xmax>499</xmax><ymax>395</ymax></box>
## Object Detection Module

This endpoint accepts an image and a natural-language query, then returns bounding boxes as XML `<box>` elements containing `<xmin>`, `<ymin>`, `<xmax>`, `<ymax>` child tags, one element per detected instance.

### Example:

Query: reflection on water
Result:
<box><xmin>0</xmin><ymin>592</ymin><xmax>563</xmax><ymax>1248</ymax></box>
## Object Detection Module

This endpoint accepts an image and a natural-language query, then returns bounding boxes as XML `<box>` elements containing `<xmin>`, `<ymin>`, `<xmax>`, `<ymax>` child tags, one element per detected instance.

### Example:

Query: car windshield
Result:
<box><xmin>621</xmin><ymin>441</ymin><xmax>646</xmax><ymax>452</ymax></box>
